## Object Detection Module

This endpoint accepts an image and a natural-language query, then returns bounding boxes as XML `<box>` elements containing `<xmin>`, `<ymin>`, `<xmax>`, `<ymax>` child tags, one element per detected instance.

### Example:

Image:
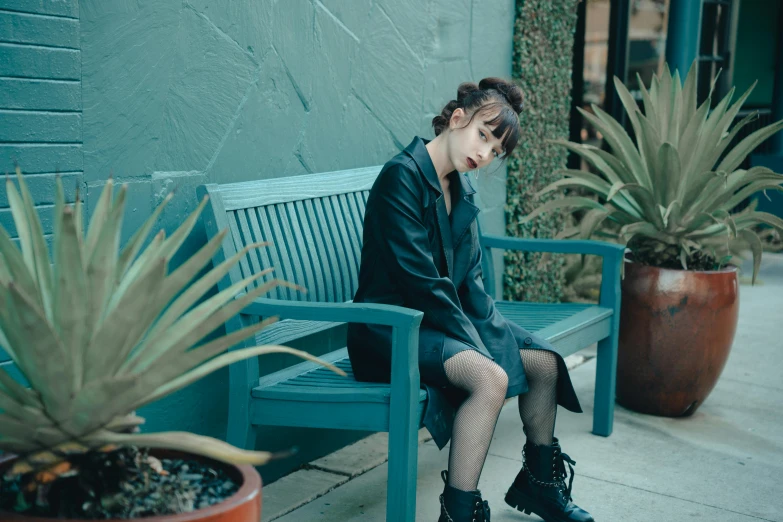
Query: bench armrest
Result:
<box><xmin>480</xmin><ymin>234</ymin><xmax>626</xmax><ymax>259</ymax></box>
<box><xmin>240</xmin><ymin>297</ymin><xmax>423</xmax><ymax>426</ymax></box>
<box><xmin>240</xmin><ymin>297</ymin><xmax>424</xmax><ymax>329</ymax></box>
<box><xmin>480</xmin><ymin>234</ymin><xmax>624</xmax><ymax>311</ymax></box>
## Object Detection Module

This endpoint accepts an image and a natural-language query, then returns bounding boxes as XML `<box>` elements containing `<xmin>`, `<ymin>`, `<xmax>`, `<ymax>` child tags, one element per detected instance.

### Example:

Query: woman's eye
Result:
<box><xmin>493</xmin><ymin>150</ymin><xmax>499</xmax><ymax>158</ymax></box>
<box><xmin>479</xmin><ymin>131</ymin><xmax>486</xmax><ymax>141</ymax></box>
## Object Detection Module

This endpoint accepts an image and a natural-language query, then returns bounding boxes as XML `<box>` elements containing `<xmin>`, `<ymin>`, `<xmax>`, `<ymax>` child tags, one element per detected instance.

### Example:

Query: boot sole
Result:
<box><xmin>505</xmin><ymin>486</ymin><xmax>594</xmax><ymax>522</ymax></box>
<box><xmin>505</xmin><ymin>486</ymin><xmax>537</xmax><ymax>517</ymax></box>
<box><xmin>505</xmin><ymin>486</ymin><xmax>556</xmax><ymax>522</ymax></box>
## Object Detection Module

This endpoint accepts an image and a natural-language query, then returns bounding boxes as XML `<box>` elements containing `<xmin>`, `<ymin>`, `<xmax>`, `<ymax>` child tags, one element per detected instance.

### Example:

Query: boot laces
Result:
<box><xmin>438</xmin><ymin>471</ymin><xmax>491</xmax><ymax>521</ymax></box>
<box><xmin>554</xmin><ymin>448</ymin><xmax>576</xmax><ymax>502</ymax></box>
<box><xmin>438</xmin><ymin>493</ymin><xmax>491</xmax><ymax>522</ymax></box>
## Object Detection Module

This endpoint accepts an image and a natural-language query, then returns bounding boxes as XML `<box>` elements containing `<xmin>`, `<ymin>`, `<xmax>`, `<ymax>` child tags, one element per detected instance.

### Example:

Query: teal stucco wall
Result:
<box><xmin>1</xmin><ymin>0</ymin><xmax>516</xmax><ymax>483</ymax></box>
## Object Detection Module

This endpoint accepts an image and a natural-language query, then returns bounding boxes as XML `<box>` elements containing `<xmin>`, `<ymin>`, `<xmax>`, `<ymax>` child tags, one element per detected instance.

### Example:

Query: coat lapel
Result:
<box><xmin>403</xmin><ymin>137</ymin><xmax>454</xmax><ymax>277</ymax></box>
<box><xmin>449</xmin><ymin>172</ymin><xmax>480</xmax><ymax>246</ymax></box>
<box><xmin>403</xmin><ymin>137</ymin><xmax>480</xmax><ymax>280</ymax></box>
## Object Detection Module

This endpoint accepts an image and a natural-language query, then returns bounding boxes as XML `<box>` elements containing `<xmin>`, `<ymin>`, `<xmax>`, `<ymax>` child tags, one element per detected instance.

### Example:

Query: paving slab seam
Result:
<box><xmin>487</xmin><ymin>451</ymin><xmax>778</xmax><ymax>522</ymax></box>
<box><xmin>300</xmin><ymin>463</ymin><xmax>354</xmax><ymax>477</ymax></box>
<box><xmin>262</xmin><ymin>352</ymin><xmax>596</xmax><ymax>521</ymax></box>
<box><xmin>263</xmin><ymin>469</ymin><xmax>350</xmax><ymax>522</ymax></box>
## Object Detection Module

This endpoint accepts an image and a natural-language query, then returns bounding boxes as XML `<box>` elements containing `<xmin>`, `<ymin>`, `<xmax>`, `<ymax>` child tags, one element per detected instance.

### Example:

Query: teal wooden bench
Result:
<box><xmin>197</xmin><ymin>166</ymin><xmax>623</xmax><ymax>522</ymax></box>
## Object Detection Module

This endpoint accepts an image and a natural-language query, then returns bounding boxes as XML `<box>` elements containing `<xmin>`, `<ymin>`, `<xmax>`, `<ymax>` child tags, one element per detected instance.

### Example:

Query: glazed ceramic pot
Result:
<box><xmin>0</xmin><ymin>450</ymin><xmax>262</xmax><ymax>522</ymax></box>
<box><xmin>616</xmin><ymin>262</ymin><xmax>740</xmax><ymax>417</ymax></box>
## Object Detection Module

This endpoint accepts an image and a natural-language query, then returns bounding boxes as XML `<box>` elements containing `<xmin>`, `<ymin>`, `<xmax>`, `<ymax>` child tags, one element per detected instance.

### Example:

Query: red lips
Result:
<box><xmin>467</xmin><ymin>157</ymin><xmax>477</xmax><ymax>169</ymax></box>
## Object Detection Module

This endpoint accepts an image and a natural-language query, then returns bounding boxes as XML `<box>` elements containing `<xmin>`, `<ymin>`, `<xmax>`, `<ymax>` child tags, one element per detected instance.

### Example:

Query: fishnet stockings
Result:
<box><xmin>517</xmin><ymin>348</ymin><xmax>559</xmax><ymax>446</ymax></box>
<box><xmin>443</xmin><ymin>349</ymin><xmax>508</xmax><ymax>492</ymax></box>
<box><xmin>442</xmin><ymin>347</ymin><xmax>561</xmax><ymax>491</ymax></box>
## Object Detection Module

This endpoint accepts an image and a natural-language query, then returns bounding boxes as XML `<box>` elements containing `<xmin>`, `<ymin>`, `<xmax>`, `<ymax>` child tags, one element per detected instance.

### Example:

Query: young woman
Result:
<box><xmin>347</xmin><ymin>78</ymin><xmax>594</xmax><ymax>522</ymax></box>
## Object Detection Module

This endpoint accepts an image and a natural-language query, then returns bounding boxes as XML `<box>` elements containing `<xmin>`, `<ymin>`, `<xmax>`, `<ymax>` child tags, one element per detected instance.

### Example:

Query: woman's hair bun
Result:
<box><xmin>456</xmin><ymin>82</ymin><xmax>480</xmax><ymax>103</ymax></box>
<box><xmin>479</xmin><ymin>77</ymin><xmax>523</xmax><ymax>114</ymax></box>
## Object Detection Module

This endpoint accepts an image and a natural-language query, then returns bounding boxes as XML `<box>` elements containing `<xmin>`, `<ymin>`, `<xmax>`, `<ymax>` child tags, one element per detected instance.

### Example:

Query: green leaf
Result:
<box><xmin>635</xmin><ymin>115</ymin><xmax>664</xmax><ymax>201</ymax></box>
<box><xmin>678</xmin><ymin>98</ymin><xmax>712</xmax><ymax>168</ymax></box>
<box><xmin>15</xmin><ymin>168</ymin><xmax>54</xmax><ymax>321</ymax></box>
<box><xmin>638</xmin><ymin>73</ymin><xmax>660</xmax><ymax>130</ymax></box>
<box><xmin>117</xmin><ymin>192</ymin><xmax>173</xmax><ymax>281</ymax></box>
<box><xmin>657</xmin><ymin>142</ymin><xmax>682</xmax><ymax>206</ymax></box>
<box><xmin>85</xmin><ymin>258</ymin><xmax>167</xmax><ymax>382</ymax></box>
<box><xmin>157</xmin><ymin>195</ymin><xmax>210</xmax><ymax>262</ymax></box>
<box><xmin>87</xmin><ymin>430</ymin><xmax>277</xmax><ymax>466</ymax></box>
<box><xmin>686</xmin><ymin>88</ymin><xmax>735</xmax><ymax>175</ymax></box>
<box><xmin>0</xmin><ymin>224</ymin><xmax>38</xmax><ymax>300</ymax></box>
<box><xmin>619</xmin><ymin>222</ymin><xmax>676</xmax><ymax>244</ymax></box>
<box><xmin>63</xmin><ymin>374</ymin><xmax>139</xmax><ymax>434</ymax></box>
<box><xmin>5</xmin><ymin>177</ymin><xmax>35</xmax><ymax>277</ymax></box>
<box><xmin>52</xmin><ymin>207</ymin><xmax>89</xmax><ymax>391</ymax></box>
<box><xmin>737</xmin><ymin>230</ymin><xmax>762</xmax><ymax>285</ymax></box>
<box><xmin>679</xmin><ymin>61</ymin><xmax>698</xmax><ymax>136</ymax></box>
<box><xmin>663</xmin><ymin>200</ymin><xmax>683</xmax><ymax>233</ymax></box>
<box><xmin>734</xmin><ymin>211</ymin><xmax>783</xmax><ymax>232</ymax></box>
<box><xmin>83</xmin><ymin>179</ymin><xmax>114</xmax><ymax>260</ymax></box>
<box><xmin>519</xmin><ymin>196</ymin><xmax>608</xmax><ymax>224</ymax></box>
<box><xmin>536</xmin><ymin>173</ymin><xmax>612</xmax><ymax>199</ymax></box>
<box><xmin>716</xmin><ymin>119</ymin><xmax>783</xmax><ymax>174</ymax></box>
<box><xmin>3</xmin><ymin>282</ymin><xmax>72</xmax><ymax>421</ymax></box>
<box><xmin>578</xmin><ymin>208</ymin><xmax>616</xmax><ymax>239</ymax></box>
<box><xmin>131</xmin><ymin>232</ymin><xmax>258</xmax><ymax>352</ymax></box>
<box><xmin>704</xmin><ymin>111</ymin><xmax>759</xmax><ymax>174</ymax></box>
<box><xmin>720</xmin><ymin>181</ymin><xmax>783</xmax><ymax>216</ymax></box>
<box><xmin>127</xmin><ymin>274</ymin><xmax>287</xmax><ymax>375</ymax></box>
<box><xmin>583</xmin><ymin>105</ymin><xmax>651</xmax><ymax>190</ymax></box>
<box><xmin>137</xmin><ymin>345</ymin><xmax>346</xmax><ymax>412</ymax></box>
<box><xmin>130</xmin><ymin>318</ymin><xmax>281</xmax><ymax>408</ymax></box>
<box><xmin>0</xmin><ymin>366</ymin><xmax>40</xmax><ymax>408</ymax></box>
<box><xmin>83</xmin><ymin>186</ymin><xmax>127</xmax><ymax>356</ymax></box>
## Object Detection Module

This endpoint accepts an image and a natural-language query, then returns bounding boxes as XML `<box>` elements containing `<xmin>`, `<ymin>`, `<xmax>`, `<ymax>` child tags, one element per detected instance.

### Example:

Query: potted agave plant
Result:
<box><xmin>0</xmin><ymin>169</ymin><xmax>343</xmax><ymax>520</ymax></box>
<box><xmin>523</xmin><ymin>63</ymin><xmax>783</xmax><ymax>417</ymax></box>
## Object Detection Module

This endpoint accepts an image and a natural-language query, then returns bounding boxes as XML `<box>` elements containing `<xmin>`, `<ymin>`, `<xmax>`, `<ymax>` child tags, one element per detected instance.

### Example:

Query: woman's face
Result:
<box><xmin>447</xmin><ymin>107</ymin><xmax>505</xmax><ymax>173</ymax></box>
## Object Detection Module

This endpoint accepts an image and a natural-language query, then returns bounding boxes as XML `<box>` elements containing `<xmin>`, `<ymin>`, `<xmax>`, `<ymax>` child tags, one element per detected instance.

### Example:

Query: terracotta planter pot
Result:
<box><xmin>0</xmin><ymin>450</ymin><xmax>262</xmax><ymax>522</ymax></box>
<box><xmin>616</xmin><ymin>262</ymin><xmax>739</xmax><ymax>417</ymax></box>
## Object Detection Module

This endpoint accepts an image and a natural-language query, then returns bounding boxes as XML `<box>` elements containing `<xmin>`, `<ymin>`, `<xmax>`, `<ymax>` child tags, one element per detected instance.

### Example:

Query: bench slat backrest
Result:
<box><xmin>199</xmin><ymin>166</ymin><xmax>381</xmax><ymax>302</ymax></box>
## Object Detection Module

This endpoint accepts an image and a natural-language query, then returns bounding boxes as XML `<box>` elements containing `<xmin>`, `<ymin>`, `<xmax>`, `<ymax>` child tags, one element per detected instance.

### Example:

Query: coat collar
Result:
<box><xmin>402</xmin><ymin>136</ymin><xmax>477</xmax><ymax>199</ymax></box>
<box><xmin>402</xmin><ymin>137</ymin><xmax>481</xmax><ymax>278</ymax></box>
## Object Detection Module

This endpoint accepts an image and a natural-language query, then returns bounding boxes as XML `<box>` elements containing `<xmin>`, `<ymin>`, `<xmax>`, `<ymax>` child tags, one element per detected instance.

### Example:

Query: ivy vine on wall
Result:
<box><xmin>505</xmin><ymin>0</ymin><xmax>580</xmax><ymax>303</ymax></box>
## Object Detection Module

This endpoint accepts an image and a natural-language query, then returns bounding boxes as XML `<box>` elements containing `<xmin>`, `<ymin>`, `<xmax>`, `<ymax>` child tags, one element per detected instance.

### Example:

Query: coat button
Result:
<box><xmin>524</xmin><ymin>337</ymin><xmax>533</xmax><ymax>346</ymax></box>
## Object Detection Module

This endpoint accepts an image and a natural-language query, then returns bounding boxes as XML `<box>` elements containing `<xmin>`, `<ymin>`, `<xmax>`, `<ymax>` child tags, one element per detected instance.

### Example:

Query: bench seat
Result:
<box><xmin>250</xmin><ymin>302</ymin><xmax>613</xmax><ymax>432</ymax></box>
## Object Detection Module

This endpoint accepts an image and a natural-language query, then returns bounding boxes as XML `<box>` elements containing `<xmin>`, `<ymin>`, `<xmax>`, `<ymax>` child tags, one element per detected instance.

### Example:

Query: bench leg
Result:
<box><xmin>592</xmin><ymin>332</ymin><xmax>618</xmax><ymax>437</ymax></box>
<box><xmin>386</xmin><ymin>420</ymin><xmax>418</xmax><ymax>521</ymax></box>
<box><xmin>227</xmin><ymin>392</ymin><xmax>257</xmax><ymax>449</ymax></box>
<box><xmin>226</xmin><ymin>315</ymin><xmax>261</xmax><ymax>450</ymax></box>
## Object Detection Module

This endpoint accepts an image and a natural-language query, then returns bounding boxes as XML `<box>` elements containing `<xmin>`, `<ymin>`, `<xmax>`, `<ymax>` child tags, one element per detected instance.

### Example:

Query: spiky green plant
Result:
<box><xmin>0</xmin><ymin>169</ymin><xmax>343</xmax><ymax>477</ymax></box>
<box><xmin>522</xmin><ymin>63</ymin><xmax>783</xmax><ymax>283</ymax></box>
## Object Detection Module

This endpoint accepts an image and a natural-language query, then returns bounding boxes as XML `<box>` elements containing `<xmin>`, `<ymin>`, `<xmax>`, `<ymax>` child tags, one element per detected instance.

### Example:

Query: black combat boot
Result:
<box><xmin>438</xmin><ymin>470</ymin><xmax>491</xmax><ymax>522</ymax></box>
<box><xmin>504</xmin><ymin>438</ymin><xmax>593</xmax><ymax>522</ymax></box>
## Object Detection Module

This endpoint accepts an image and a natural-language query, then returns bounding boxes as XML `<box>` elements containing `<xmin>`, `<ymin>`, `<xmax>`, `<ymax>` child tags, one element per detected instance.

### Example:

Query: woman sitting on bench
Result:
<box><xmin>347</xmin><ymin>78</ymin><xmax>594</xmax><ymax>522</ymax></box>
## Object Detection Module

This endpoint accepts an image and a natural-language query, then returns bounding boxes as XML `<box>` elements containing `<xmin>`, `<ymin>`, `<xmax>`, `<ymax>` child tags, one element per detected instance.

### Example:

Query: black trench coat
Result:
<box><xmin>347</xmin><ymin>137</ymin><xmax>582</xmax><ymax>449</ymax></box>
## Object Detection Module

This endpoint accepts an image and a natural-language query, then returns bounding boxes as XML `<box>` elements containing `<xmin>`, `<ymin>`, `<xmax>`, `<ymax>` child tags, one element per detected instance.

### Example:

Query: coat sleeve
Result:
<box><xmin>458</xmin><ymin>228</ymin><xmax>537</xmax><ymax>348</ymax></box>
<box><xmin>368</xmin><ymin>163</ymin><xmax>487</xmax><ymax>352</ymax></box>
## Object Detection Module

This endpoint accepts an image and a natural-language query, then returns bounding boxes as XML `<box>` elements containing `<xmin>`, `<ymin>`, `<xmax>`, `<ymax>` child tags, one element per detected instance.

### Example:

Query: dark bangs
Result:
<box><xmin>477</xmin><ymin>102</ymin><xmax>520</xmax><ymax>158</ymax></box>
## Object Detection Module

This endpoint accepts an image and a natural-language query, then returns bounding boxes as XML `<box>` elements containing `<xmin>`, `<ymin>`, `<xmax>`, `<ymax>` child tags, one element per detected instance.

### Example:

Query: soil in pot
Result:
<box><xmin>0</xmin><ymin>447</ymin><xmax>240</xmax><ymax>520</ymax></box>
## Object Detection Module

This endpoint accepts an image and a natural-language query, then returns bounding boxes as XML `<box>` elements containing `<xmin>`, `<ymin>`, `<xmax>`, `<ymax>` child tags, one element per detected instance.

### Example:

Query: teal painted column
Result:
<box><xmin>770</xmin><ymin>2</ymin><xmax>783</xmax><ymax>154</ymax></box>
<box><xmin>665</xmin><ymin>0</ymin><xmax>702</xmax><ymax>78</ymax></box>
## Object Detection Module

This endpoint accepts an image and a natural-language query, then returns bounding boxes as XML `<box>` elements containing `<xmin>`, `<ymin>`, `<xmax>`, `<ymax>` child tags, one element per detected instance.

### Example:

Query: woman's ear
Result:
<box><xmin>449</xmin><ymin>107</ymin><xmax>465</xmax><ymax>130</ymax></box>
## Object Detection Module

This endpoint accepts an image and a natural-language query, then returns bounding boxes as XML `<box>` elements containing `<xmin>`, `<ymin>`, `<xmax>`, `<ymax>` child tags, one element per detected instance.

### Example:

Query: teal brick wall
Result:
<box><xmin>0</xmin><ymin>0</ymin><xmax>82</xmax><ymax>370</ymax></box>
<box><xmin>0</xmin><ymin>1</ymin><xmax>82</xmax><ymax>241</ymax></box>
<box><xmin>0</xmin><ymin>0</ymin><xmax>517</xmax><ymax>483</ymax></box>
